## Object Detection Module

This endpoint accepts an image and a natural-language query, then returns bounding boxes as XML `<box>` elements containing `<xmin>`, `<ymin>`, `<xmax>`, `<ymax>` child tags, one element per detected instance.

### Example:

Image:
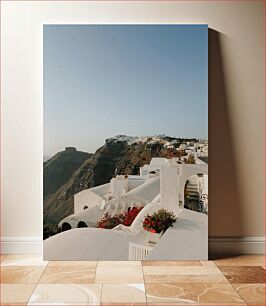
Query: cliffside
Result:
<box><xmin>44</xmin><ymin>147</ymin><xmax>91</xmax><ymax>199</ymax></box>
<box><xmin>43</xmin><ymin>136</ymin><xmax>190</xmax><ymax>238</ymax></box>
<box><xmin>43</xmin><ymin>141</ymin><xmax>128</xmax><ymax>229</ymax></box>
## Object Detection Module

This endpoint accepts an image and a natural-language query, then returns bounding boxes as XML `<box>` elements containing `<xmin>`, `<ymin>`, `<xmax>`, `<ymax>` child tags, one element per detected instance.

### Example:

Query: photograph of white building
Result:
<box><xmin>43</xmin><ymin>25</ymin><xmax>208</xmax><ymax>260</ymax></box>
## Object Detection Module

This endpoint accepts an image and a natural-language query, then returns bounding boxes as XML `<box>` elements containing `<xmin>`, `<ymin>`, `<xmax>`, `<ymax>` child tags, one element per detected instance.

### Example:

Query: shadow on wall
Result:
<box><xmin>208</xmin><ymin>29</ymin><xmax>244</xmax><ymax>240</ymax></box>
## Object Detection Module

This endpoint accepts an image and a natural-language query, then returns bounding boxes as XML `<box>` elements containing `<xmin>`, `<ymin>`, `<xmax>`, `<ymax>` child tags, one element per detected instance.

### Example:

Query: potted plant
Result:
<box><xmin>143</xmin><ymin>209</ymin><xmax>177</xmax><ymax>244</ymax></box>
<box><xmin>123</xmin><ymin>206</ymin><xmax>143</xmax><ymax>226</ymax></box>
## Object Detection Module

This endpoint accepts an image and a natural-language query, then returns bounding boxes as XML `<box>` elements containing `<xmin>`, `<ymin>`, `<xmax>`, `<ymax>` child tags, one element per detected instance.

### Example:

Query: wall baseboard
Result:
<box><xmin>1</xmin><ymin>236</ymin><xmax>265</xmax><ymax>255</ymax></box>
<box><xmin>209</xmin><ymin>236</ymin><xmax>265</xmax><ymax>255</ymax></box>
<box><xmin>1</xmin><ymin>237</ymin><xmax>43</xmax><ymax>254</ymax></box>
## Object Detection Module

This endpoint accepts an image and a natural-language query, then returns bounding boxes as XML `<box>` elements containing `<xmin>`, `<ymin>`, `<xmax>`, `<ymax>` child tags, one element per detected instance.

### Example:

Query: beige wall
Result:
<box><xmin>1</xmin><ymin>1</ymin><xmax>265</xmax><ymax>250</ymax></box>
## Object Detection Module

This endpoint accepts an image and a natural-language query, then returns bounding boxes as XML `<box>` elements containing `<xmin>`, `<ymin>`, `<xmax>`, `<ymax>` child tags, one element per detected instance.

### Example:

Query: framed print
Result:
<box><xmin>43</xmin><ymin>24</ymin><xmax>208</xmax><ymax>260</ymax></box>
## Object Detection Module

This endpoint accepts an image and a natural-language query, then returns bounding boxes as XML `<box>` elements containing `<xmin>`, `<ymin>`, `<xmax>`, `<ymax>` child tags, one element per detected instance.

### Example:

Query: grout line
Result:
<box><xmin>96</xmin><ymin>260</ymin><xmax>103</xmax><ymax>304</ymax></box>
<box><xmin>26</xmin><ymin>263</ymin><xmax>48</xmax><ymax>305</ymax></box>
<box><xmin>226</xmin><ymin>282</ymin><xmax>248</xmax><ymax>305</ymax></box>
<box><xmin>230</xmin><ymin>282</ymin><xmax>266</xmax><ymax>305</ymax></box>
<box><xmin>94</xmin><ymin>260</ymin><xmax>98</xmax><ymax>282</ymax></box>
<box><xmin>99</xmin><ymin>283</ymin><xmax>104</xmax><ymax>304</ymax></box>
<box><xmin>140</xmin><ymin>259</ymin><xmax>148</xmax><ymax>306</ymax></box>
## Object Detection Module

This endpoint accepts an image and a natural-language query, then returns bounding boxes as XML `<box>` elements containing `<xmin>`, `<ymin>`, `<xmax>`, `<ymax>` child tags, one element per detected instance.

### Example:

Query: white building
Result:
<box><xmin>46</xmin><ymin>156</ymin><xmax>208</xmax><ymax>261</ymax></box>
<box><xmin>139</xmin><ymin>157</ymin><xmax>168</xmax><ymax>178</ymax></box>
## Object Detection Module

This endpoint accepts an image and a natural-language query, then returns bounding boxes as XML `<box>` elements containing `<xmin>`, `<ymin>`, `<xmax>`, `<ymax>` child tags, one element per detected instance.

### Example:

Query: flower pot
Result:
<box><xmin>147</xmin><ymin>231</ymin><xmax>162</xmax><ymax>244</ymax></box>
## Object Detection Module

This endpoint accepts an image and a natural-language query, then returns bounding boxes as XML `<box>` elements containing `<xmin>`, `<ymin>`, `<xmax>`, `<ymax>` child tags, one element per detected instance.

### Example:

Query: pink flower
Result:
<box><xmin>149</xmin><ymin>229</ymin><xmax>156</xmax><ymax>233</ymax></box>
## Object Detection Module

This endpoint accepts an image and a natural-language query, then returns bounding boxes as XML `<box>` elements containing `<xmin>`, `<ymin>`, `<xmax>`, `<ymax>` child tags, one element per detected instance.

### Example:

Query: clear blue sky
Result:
<box><xmin>44</xmin><ymin>25</ymin><xmax>208</xmax><ymax>157</ymax></box>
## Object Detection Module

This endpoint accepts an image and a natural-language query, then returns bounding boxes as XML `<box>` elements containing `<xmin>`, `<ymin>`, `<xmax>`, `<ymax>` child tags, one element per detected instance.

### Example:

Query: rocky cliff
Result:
<box><xmin>43</xmin><ymin>136</ymin><xmax>191</xmax><ymax>238</ymax></box>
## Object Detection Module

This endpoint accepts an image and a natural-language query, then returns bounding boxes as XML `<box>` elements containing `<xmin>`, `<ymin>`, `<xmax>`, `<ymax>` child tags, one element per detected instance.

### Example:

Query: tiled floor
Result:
<box><xmin>0</xmin><ymin>254</ymin><xmax>265</xmax><ymax>305</ymax></box>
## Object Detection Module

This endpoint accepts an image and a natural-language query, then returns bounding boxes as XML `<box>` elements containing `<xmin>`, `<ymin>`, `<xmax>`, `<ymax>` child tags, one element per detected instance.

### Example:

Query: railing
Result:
<box><xmin>128</xmin><ymin>242</ymin><xmax>153</xmax><ymax>260</ymax></box>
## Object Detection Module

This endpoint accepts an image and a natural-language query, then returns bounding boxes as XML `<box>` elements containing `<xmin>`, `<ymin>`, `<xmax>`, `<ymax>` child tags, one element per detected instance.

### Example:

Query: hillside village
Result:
<box><xmin>43</xmin><ymin>135</ymin><xmax>208</xmax><ymax>239</ymax></box>
<box><xmin>43</xmin><ymin>135</ymin><xmax>208</xmax><ymax>260</ymax></box>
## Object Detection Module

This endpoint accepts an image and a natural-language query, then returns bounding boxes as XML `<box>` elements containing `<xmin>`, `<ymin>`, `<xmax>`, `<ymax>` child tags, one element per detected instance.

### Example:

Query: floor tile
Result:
<box><xmin>219</xmin><ymin>266</ymin><xmax>265</xmax><ymax>283</ymax></box>
<box><xmin>1</xmin><ymin>255</ymin><xmax>48</xmax><ymax>267</ymax></box>
<box><xmin>144</xmin><ymin>274</ymin><xmax>229</xmax><ymax>284</ymax></box>
<box><xmin>101</xmin><ymin>304</ymin><xmax>146</xmax><ymax>306</ymax></box>
<box><xmin>98</xmin><ymin>261</ymin><xmax>141</xmax><ymax>266</ymax></box>
<box><xmin>143</xmin><ymin>265</ymin><xmax>222</xmax><ymax>274</ymax></box>
<box><xmin>95</xmin><ymin>265</ymin><xmax>144</xmax><ymax>283</ymax></box>
<box><xmin>28</xmin><ymin>284</ymin><xmax>102</xmax><ymax>305</ymax></box>
<box><xmin>214</xmin><ymin>255</ymin><xmax>265</xmax><ymax>267</ymax></box>
<box><xmin>48</xmin><ymin>261</ymin><xmax>97</xmax><ymax>268</ymax></box>
<box><xmin>1</xmin><ymin>304</ymin><xmax>27</xmax><ymax>306</ymax></box>
<box><xmin>39</xmin><ymin>266</ymin><xmax>96</xmax><ymax>284</ymax></box>
<box><xmin>1</xmin><ymin>266</ymin><xmax>45</xmax><ymax>284</ymax></box>
<box><xmin>142</xmin><ymin>260</ymin><xmax>201</xmax><ymax>266</ymax></box>
<box><xmin>0</xmin><ymin>254</ymin><xmax>8</xmax><ymax>261</ymax></box>
<box><xmin>200</xmin><ymin>260</ymin><xmax>216</xmax><ymax>266</ymax></box>
<box><xmin>145</xmin><ymin>283</ymin><xmax>245</xmax><ymax>304</ymax></box>
<box><xmin>146</xmin><ymin>304</ymin><xmax>246</xmax><ymax>306</ymax></box>
<box><xmin>0</xmin><ymin>284</ymin><xmax>36</xmax><ymax>304</ymax></box>
<box><xmin>233</xmin><ymin>284</ymin><xmax>266</xmax><ymax>303</ymax></box>
<box><xmin>143</xmin><ymin>265</ymin><xmax>228</xmax><ymax>284</ymax></box>
<box><xmin>101</xmin><ymin>284</ymin><xmax>146</xmax><ymax>304</ymax></box>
